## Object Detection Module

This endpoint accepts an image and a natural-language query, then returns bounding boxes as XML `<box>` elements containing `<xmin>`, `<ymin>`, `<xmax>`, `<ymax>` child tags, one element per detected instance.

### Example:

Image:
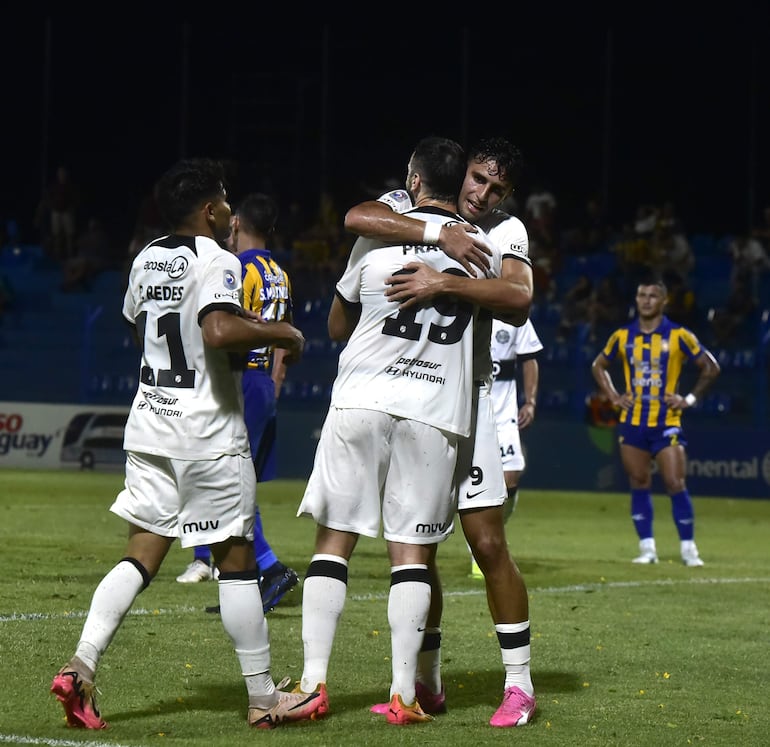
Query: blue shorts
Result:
<box><xmin>242</xmin><ymin>369</ymin><xmax>277</xmax><ymax>482</ymax></box>
<box><xmin>618</xmin><ymin>422</ymin><xmax>687</xmax><ymax>456</ymax></box>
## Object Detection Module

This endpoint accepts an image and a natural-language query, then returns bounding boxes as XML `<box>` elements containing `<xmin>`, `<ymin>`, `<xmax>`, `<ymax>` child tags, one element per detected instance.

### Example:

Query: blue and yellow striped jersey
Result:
<box><xmin>239</xmin><ymin>248</ymin><xmax>293</xmax><ymax>370</ymax></box>
<box><xmin>600</xmin><ymin>315</ymin><xmax>702</xmax><ymax>428</ymax></box>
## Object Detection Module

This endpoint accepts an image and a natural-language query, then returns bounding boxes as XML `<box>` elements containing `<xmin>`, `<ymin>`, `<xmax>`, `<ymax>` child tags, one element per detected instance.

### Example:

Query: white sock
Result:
<box><xmin>76</xmin><ymin>560</ymin><xmax>145</xmax><ymax>672</ymax></box>
<box><xmin>497</xmin><ymin>621</ymin><xmax>534</xmax><ymax>696</ymax></box>
<box><xmin>388</xmin><ymin>564</ymin><xmax>430</xmax><ymax>704</ymax></box>
<box><xmin>218</xmin><ymin>576</ymin><xmax>274</xmax><ymax>703</ymax></box>
<box><xmin>300</xmin><ymin>555</ymin><xmax>348</xmax><ymax>692</ymax></box>
<box><xmin>416</xmin><ymin>627</ymin><xmax>442</xmax><ymax>693</ymax></box>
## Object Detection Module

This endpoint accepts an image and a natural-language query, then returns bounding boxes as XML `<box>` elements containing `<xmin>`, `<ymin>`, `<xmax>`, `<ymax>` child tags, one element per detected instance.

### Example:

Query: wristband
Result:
<box><xmin>422</xmin><ymin>221</ymin><xmax>442</xmax><ymax>245</ymax></box>
<box><xmin>684</xmin><ymin>393</ymin><xmax>697</xmax><ymax>407</ymax></box>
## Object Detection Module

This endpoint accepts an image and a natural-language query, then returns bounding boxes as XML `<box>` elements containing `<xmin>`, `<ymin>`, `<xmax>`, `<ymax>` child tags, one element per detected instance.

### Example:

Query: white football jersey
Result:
<box><xmin>375</xmin><ymin>191</ymin><xmax>533</xmax><ymax>385</ymax></box>
<box><xmin>121</xmin><ymin>234</ymin><xmax>251</xmax><ymax>459</ymax></box>
<box><xmin>332</xmin><ymin>207</ymin><xmax>502</xmax><ymax>437</ymax></box>
<box><xmin>470</xmin><ymin>210</ymin><xmax>532</xmax><ymax>384</ymax></box>
<box><xmin>490</xmin><ymin>317</ymin><xmax>543</xmax><ymax>422</ymax></box>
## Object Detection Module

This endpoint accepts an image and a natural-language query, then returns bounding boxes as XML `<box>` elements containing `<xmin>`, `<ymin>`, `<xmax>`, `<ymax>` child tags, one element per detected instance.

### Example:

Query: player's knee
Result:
<box><xmin>470</xmin><ymin>531</ymin><xmax>507</xmax><ymax>566</ymax></box>
<box><xmin>120</xmin><ymin>557</ymin><xmax>152</xmax><ymax>590</ymax></box>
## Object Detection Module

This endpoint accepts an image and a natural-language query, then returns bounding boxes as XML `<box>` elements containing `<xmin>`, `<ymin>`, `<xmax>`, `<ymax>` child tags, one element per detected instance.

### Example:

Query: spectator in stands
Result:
<box><xmin>561</xmin><ymin>194</ymin><xmax>612</xmax><ymax>256</ymax></box>
<box><xmin>60</xmin><ymin>217</ymin><xmax>115</xmax><ymax>292</ymax></box>
<box><xmin>727</xmin><ymin>232</ymin><xmax>770</xmax><ymax>304</ymax></box>
<box><xmin>663</xmin><ymin>270</ymin><xmax>700</xmax><ymax>330</ymax></box>
<box><xmin>633</xmin><ymin>203</ymin><xmax>659</xmax><ymax>236</ymax></box>
<box><xmin>126</xmin><ymin>181</ymin><xmax>165</xmax><ymax>271</ymax></box>
<box><xmin>750</xmin><ymin>205</ymin><xmax>770</xmax><ymax>249</ymax></box>
<box><xmin>654</xmin><ymin>223</ymin><xmax>695</xmax><ymax>282</ymax></box>
<box><xmin>587</xmin><ymin>273</ymin><xmax>627</xmax><ymax>342</ymax></box>
<box><xmin>556</xmin><ymin>273</ymin><xmax>593</xmax><ymax>341</ymax></box>
<box><xmin>709</xmin><ymin>273</ymin><xmax>758</xmax><ymax>346</ymax></box>
<box><xmin>44</xmin><ymin>165</ymin><xmax>80</xmax><ymax>262</ymax></box>
<box><xmin>610</xmin><ymin>219</ymin><xmax>656</xmax><ymax>295</ymax></box>
<box><xmin>657</xmin><ymin>200</ymin><xmax>686</xmax><ymax>236</ymax></box>
<box><xmin>524</xmin><ymin>180</ymin><xmax>557</xmax><ymax>251</ymax></box>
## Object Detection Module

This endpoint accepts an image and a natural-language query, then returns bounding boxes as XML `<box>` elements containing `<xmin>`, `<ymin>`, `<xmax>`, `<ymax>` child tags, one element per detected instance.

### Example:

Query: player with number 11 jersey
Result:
<box><xmin>121</xmin><ymin>234</ymin><xmax>250</xmax><ymax>460</ymax></box>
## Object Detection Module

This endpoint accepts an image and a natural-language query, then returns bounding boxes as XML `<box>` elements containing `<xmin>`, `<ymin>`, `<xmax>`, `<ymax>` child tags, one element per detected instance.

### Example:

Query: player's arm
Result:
<box><xmin>664</xmin><ymin>347</ymin><xmax>721</xmax><ymax>410</ymax></box>
<box><xmin>271</xmin><ymin>347</ymin><xmax>288</xmax><ymax>397</ymax></box>
<box><xmin>201</xmin><ymin>308</ymin><xmax>304</xmax><ymax>364</ymax></box>
<box><xmin>328</xmin><ymin>293</ymin><xmax>360</xmax><ymax>342</ymax></box>
<box><xmin>518</xmin><ymin>355</ymin><xmax>539</xmax><ymax>428</ymax></box>
<box><xmin>591</xmin><ymin>349</ymin><xmax>632</xmax><ymax>411</ymax></box>
<box><xmin>384</xmin><ymin>256</ymin><xmax>532</xmax><ymax>323</ymax></box>
<box><xmin>344</xmin><ymin>199</ymin><xmax>492</xmax><ymax>274</ymax></box>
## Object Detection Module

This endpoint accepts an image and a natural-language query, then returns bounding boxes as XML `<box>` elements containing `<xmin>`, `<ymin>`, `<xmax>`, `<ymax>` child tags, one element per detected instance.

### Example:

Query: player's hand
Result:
<box><xmin>439</xmin><ymin>222</ymin><xmax>491</xmax><ymax>274</ymax></box>
<box><xmin>243</xmin><ymin>309</ymin><xmax>266</xmax><ymax>323</ymax></box>
<box><xmin>664</xmin><ymin>392</ymin><xmax>691</xmax><ymax>409</ymax></box>
<box><xmin>518</xmin><ymin>402</ymin><xmax>536</xmax><ymax>428</ymax></box>
<box><xmin>272</xmin><ymin>322</ymin><xmax>305</xmax><ymax>365</ymax></box>
<box><xmin>612</xmin><ymin>392</ymin><xmax>633</xmax><ymax>411</ymax></box>
<box><xmin>385</xmin><ymin>261</ymin><xmax>444</xmax><ymax>309</ymax></box>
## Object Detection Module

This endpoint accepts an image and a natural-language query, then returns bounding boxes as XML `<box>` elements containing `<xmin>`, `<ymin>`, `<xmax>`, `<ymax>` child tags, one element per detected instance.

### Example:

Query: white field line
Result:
<box><xmin>2</xmin><ymin>577</ymin><xmax>768</xmax><ymax>624</ymax></box>
<box><xmin>0</xmin><ymin>736</ymin><xmax>139</xmax><ymax>747</ymax></box>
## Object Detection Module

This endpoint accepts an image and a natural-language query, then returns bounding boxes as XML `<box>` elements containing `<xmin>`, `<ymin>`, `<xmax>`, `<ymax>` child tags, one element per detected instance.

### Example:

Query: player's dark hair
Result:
<box><xmin>468</xmin><ymin>137</ymin><xmax>524</xmax><ymax>189</ymax></box>
<box><xmin>156</xmin><ymin>157</ymin><xmax>227</xmax><ymax>229</ymax></box>
<box><xmin>410</xmin><ymin>136</ymin><xmax>466</xmax><ymax>202</ymax></box>
<box><xmin>236</xmin><ymin>193</ymin><xmax>279</xmax><ymax>236</ymax></box>
<box><xmin>638</xmin><ymin>271</ymin><xmax>667</xmax><ymax>292</ymax></box>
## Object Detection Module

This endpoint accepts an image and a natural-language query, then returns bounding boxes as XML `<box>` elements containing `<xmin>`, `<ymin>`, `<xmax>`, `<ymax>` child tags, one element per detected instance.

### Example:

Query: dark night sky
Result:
<box><xmin>3</xmin><ymin>14</ymin><xmax>770</xmax><ymax>248</ymax></box>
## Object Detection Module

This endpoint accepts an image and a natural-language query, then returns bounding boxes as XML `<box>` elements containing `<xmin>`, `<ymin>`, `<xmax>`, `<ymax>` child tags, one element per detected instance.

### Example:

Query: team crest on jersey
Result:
<box><xmin>661</xmin><ymin>340</ymin><xmax>670</xmax><ymax>352</ymax></box>
<box><xmin>223</xmin><ymin>269</ymin><xmax>237</xmax><ymax>289</ymax></box>
<box><xmin>495</xmin><ymin>328</ymin><xmax>511</xmax><ymax>344</ymax></box>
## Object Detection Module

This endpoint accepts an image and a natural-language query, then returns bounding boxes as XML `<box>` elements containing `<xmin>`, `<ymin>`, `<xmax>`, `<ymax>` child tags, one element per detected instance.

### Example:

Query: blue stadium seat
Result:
<box><xmin>731</xmin><ymin>349</ymin><xmax>757</xmax><ymax>369</ymax></box>
<box><xmin>702</xmin><ymin>393</ymin><xmax>732</xmax><ymax>415</ymax></box>
<box><xmin>690</xmin><ymin>233</ymin><xmax>717</xmax><ymax>257</ymax></box>
<box><xmin>541</xmin><ymin>389</ymin><xmax>569</xmax><ymax>410</ymax></box>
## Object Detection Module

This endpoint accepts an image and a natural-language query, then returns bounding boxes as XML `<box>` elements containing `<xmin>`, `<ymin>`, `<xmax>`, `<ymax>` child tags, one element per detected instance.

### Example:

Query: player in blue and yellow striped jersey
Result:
<box><xmin>591</xmin><ymin>273</ymin><xmax>720</xmax><ymax>566</ymax></box>
<box><xmin>179</xmin><ymin>193</ymin><xmax>299</xmax><ymax>612</ymax></box>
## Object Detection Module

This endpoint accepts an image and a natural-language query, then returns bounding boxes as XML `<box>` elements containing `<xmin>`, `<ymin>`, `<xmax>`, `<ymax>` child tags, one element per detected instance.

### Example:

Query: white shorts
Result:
<box><xmin>297</xmin><ymin>407</ymin><xmax>458</xmax><ymax>544</ymax></box>
<box><xmin>496</xmin><ymin>416</ymin><xmax>525</xmax><ymax>472</ymax></box>
<box><xmin>455</xmin><ymin>384</ymin><xmax>507</xmax><ymax>511</ymax></box>
<box><xmin>111</xmin><ymin>451</ymin><xmax>256</xmax><ymax>549</ymax></box>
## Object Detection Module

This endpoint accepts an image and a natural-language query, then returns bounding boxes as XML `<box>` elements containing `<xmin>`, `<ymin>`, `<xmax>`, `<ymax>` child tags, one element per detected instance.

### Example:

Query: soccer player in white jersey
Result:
<box><xmin>488</xmin><ymin>318</ymin><xmax>543</xmax><ymax>516</ymax></box>
<box><xmin>295</xmin><ymin>137</ymin><xmax>510</xmax><ymax>726</ymax></box>
<box><xmin>50</xmin><ymin>158</ymin><xmax>324</xmax><ymax>731</ymax></box>
<box><xmin>344</xmin><ymin>138</ymin><xmax>537</xmax><ymax>727</ymax></box>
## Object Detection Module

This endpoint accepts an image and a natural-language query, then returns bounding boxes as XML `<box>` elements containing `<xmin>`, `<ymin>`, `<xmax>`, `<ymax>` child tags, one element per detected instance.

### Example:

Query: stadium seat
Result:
<box><xmin>541</xmin><ymin>389</ymin><xmax>569</xmax><ymax>410</ymax></box>
<box><xmin>690</xmin><ymin>233</ymin><xmax>717</xmax><ymax>257</ymax></box>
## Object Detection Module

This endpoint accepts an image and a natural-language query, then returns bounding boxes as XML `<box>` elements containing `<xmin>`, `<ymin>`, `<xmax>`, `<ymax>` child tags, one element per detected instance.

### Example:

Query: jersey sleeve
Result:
<box><xmin>494</xmin><ymin>214</ymin><xmax>531</xmax><ymax>266</ymax></box>
<box><xmin>513</xmin><ymin>320</ymin><xmax>544</xmax><ymax>355</ymax></box>
<box><xmin>677</xmin><ymin>327</ymin><xmax>703</xmax><ymax>359</ymax></box>
<box><xmin>336</xmin><ymin>236</ymin><xmax>374</xmax><ymax>304</ymax></box>
<box><xmin>601</xmin><ymin>328</ymin><xmax>624</xmax><ymax>361</ymax></box>
<box><xmin>377</xmin><ymin>189</ymin><xmax>413</xmax><ymax>214</ymax></box>
<box><xmin>241</xmin><ymin>261</ymin><xmax>264</xmax><ymax>313</ymax></box>
<box><xmin>199</xmin><ymin>250</ymin><xmax>242</xmax><ymax>320</ymax></box>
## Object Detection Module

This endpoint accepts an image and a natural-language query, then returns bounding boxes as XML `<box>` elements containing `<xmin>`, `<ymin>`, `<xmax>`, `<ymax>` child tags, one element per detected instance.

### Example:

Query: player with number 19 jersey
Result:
<box><xmin>331</xmin><ymin>206</ymin><xmax>501</xmax><ymax>437</ymax></box>
<box><xmin>121</xmin><ymin>234</ymin><xmax>251</xmax><ymax>460</ymax></box>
